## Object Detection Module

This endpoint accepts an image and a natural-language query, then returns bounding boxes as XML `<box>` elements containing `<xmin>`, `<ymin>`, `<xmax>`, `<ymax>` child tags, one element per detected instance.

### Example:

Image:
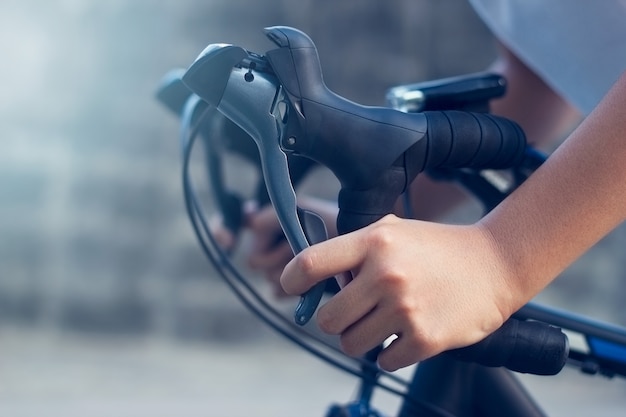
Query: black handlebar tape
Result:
<box><xmin>404</xmin><ymin>111</ymin><xmax>526</xmax><ymax>180</ymax></box>
<box><xmin>336</xmin><ymin>110</ymin><xmax>526</xmax><ymax>235</ymax></box>
<box><xmin>447</xmin><ymin>318</ymin><xmax>569</xmax><ymax>375</ymax></box>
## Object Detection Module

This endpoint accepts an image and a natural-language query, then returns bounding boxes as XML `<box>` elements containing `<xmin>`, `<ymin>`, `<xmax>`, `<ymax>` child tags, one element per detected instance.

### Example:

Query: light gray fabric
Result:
<box><xmin>469</xmin><ymin>0</ymin><xmax>626</xmax><ymax>115</ymax></box>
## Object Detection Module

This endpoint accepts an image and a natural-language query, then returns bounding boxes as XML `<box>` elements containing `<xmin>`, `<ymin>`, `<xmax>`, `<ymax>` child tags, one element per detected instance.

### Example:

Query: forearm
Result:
<box><xmin>479</xmin><ymin>71</ymin><xmax>626</xmax><ymax>311</ymax></box>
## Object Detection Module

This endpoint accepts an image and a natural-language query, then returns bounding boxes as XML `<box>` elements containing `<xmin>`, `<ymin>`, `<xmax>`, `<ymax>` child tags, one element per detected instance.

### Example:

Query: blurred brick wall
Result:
<box><xmin>1</xmin><ymin>0</ymin><xmax>622</xmax><ymax>340</ymax></box>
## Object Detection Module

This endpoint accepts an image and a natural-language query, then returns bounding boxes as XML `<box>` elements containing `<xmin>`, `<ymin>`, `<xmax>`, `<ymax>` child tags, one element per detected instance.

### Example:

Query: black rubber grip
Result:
<box><xmin>337</xmin><ymin>168</ymin><xmax>406</xmax><ymax>234</ymax></box>
<box><xmin>337</xmin><ymin>111</ymin><xmax>526</xmax><ymax>235</ymax></box>
<box><xmin>447</xmin><ymin>318</ymin><xmax>569</xmax><ymax>375</ymax></box>
<box><xmin>405</xmin><ymin>111</ymin><xmax>526</xmax><ymax>179</ymax></box>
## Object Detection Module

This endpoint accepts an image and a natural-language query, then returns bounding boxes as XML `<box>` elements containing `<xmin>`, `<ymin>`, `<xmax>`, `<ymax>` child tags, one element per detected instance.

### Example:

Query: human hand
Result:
<box><xmin>205</xmin><ymin>200</ymin><xmax>288</xmax><ymax>282</ymax></box>
<box><xmin>207</xmin><ymin>202</ymin><xmax>293</xmax><ymax>297</ymax></box>
<box><xmin>245</xmin><ymin>197</ymin><xmax>340</xmax><ymax>298</ymax></box>
<box><xmin>208</xmin><ymin>214</ymin><xmax>238</xmax><ymax>251</ymax></box>
<box><xmin>280</xmin><ymin>214</ymin><xmax>518</xmax><ymax>371</ymax></box>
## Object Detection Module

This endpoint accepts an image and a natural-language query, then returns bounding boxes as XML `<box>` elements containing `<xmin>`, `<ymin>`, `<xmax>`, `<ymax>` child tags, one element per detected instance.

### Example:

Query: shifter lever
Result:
<box><xmin>182</xmin><ymin>43</ymin><xmax>326</xmax><ymax>325</ymax></box>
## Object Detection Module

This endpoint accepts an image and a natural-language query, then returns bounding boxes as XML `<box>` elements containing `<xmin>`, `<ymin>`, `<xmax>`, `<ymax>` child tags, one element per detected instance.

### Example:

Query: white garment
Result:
<box><xmin>469</xmin><ymin>0</ymin><xmax>626</xmax><ymax>115</ymax></box>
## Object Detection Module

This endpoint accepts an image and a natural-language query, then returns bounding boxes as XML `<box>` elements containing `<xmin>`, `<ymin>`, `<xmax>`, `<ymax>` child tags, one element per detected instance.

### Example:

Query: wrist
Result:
<box><xmin>473</xmin><ymin>222</ymin><xmax>530</xmax><ymax>319</ymax></box>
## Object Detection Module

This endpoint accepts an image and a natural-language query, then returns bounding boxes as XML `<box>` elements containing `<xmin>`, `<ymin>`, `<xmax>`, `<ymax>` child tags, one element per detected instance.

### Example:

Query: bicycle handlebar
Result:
<box><xmin>181</xmin><ymin>26</ymin><xmax>568</xmax><ymax>375</ymax></box>
<box><xmin>448</xmin><ymin>318</ymin><xmax>569</xmax><ymax>375</ymax></box>
<box><xmin>335</xmin><ymin>110</ymin><xmax>525</xmax><ymax>234</ymax></box>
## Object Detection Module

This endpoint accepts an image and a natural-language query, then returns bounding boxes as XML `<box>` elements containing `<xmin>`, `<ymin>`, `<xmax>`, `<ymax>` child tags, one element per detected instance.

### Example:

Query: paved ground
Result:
<box><xmin>1</xmin><ymin>323</ymin><xmax>625</xmax><ymax>417</ymax></box>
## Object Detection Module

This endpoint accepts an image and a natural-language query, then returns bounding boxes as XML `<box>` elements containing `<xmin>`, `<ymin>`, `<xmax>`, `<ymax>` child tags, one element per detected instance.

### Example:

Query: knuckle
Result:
<box><xmin>404</xmin><ymin>323</ymin><xmax>444</xmax><ymax>358</ymax></box>
<box><xmin>379</xmin><ymin>213</ymin><xmax>400</xmax><ymax>225</ymax></box>
<box><xmin>381</xmin><ymin>267</ymin><xmax>409</xmax><ymax>291</ymax></box>
<box><xmin>370</xmin><ymin>264</ymin><xmax>409</xmax><ymax>296</ymax></box>
<box><xmin>403</xmin><ymin>327</ymin><xmax>427</xmax><ymax>349</ymax></box>
<box><xmin>365</xmin><ymin>223</ymin><xmax>396</xmax><ymax>251</ymax></box>
<box><xmin>392</xmin><ymin>298</ymin><xmax>417</xmax><ymax>318</ymax></box>
<box><xmin>316</xmin><ymin>307</ymin><xmax>339</xmax><ymax>334</ymax></box>
<box><xmin>292</xmin><ymin>249</ymin><xmax>318</xmax><ymax>277</ymax></box>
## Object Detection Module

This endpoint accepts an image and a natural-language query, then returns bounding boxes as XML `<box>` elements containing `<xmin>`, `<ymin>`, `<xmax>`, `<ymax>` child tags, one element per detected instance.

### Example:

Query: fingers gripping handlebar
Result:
<box><xmin>181</xmin><ymin>26</ymin><xmax>568</xmax><ymax>375</ymax></box>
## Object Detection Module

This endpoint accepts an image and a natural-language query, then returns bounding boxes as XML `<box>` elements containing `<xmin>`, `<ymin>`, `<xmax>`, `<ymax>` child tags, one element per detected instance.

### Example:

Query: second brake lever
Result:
<box><xmin>182</xmin><ymin>43</ymin><xmax>326</xmax><ymax>325</ymax></box>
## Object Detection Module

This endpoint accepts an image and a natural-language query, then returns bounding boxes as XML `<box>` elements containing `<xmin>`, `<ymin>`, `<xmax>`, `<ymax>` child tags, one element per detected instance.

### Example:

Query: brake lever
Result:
<box><xmin>182</xmin><ymin>43</ymin><xmax>325</xmax><ymax>325</ymax></box>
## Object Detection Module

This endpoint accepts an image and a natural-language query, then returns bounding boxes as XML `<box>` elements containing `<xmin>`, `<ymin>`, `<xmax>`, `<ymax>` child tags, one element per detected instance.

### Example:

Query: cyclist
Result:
<box><xmin>218</xmin><ymin>2</ymin><xmax>626</xmax><ymax>370</ymax></box>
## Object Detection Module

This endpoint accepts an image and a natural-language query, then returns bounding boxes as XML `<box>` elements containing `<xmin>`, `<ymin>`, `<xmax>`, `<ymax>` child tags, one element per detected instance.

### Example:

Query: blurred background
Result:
<box><xmin>1</xmin><ymin>1</ymin><xmax>624</xmax><ymax>416</ymax></box>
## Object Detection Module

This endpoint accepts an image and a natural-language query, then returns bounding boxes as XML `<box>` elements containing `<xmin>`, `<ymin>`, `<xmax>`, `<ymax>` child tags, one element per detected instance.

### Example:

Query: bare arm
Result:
<box><xmin>480</xmin><ymin>69</ymin><xmax>626</xmax><ymax>307</ymax></box>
